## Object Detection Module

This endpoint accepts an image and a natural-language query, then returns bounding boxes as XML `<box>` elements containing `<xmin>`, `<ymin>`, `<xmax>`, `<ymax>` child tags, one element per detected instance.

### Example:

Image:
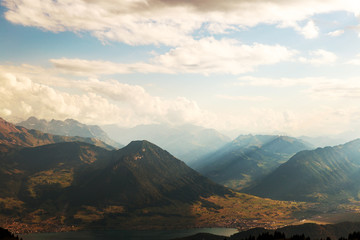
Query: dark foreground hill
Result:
<box><xmin>232</xmin><ymin>222</ymin><xmax>360</xmax><ymax>240</ymax></box>
<box><xmin>0</xmin><ymin>139</ymin><xmax>230</xmax><ymax>220</ymax></box>
<box><xmin>0</xmin><ymin>117</ymin><xmax>113</xmax><ymax>150</ymax></box>
<box><xmin>174</xmin><ymin>222</ymin><xmax>360</xmax><ymax>240</ymax></box>
<box><xmin>70</xmin><ymin>140</ymin><xmax>231</xmax><ymax>208</ymax></box>
<box><xmin>194</xmin><ymin>135</ymin><xmax>311</xmax><ymax>189</ymax></box>
<box><xmin>0</xmin><ymin>227</ymin><xmax>20</xmax><ymax>240</ymax></box>
<box><xmin>17</xmin><ymin>117</ymin><xmax>123</xmax><ymax>149</ymax></box>
<box><xmin>246</xmin><ymin>139</ymin><xmax>360</xmax><ymax>202</ymax></box>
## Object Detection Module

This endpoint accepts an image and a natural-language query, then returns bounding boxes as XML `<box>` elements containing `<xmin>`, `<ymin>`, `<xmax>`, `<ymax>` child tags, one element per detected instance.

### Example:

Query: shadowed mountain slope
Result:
<box><xmin>194</xmin><ymin>135</ymin><xmax>311</xmax><ymax>190</ymax></box>
<box><xmin>246</xmin><ymin>139</ymin><xmax>360</xmax><ymax>202</ymax></box>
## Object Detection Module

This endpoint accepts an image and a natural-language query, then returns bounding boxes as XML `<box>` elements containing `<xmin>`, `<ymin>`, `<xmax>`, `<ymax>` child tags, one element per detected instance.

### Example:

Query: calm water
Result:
<box><xmin>20</xmin><ymin>228</ymin><xmax>238</xmax><ymax>240</ymax></box>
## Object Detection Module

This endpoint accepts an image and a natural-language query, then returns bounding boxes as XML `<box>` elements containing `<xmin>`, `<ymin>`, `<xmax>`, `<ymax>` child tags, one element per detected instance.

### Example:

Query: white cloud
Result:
<box><xmin>328</xmin><ymin>29</ymin><xmax>345</xmax><ymax>37</ymax></box>
<box><xmin>296</xmin><ymin>20</ymin><xmax>319</xmax><ymax>39</ymax></box>
<box><xmin>3</xmin><ymin>0</ymin><xmax>360</xmax><ymax>45</ymax></box>
<box><xmin>50</xmin><ymin>38</ymin><xmax>296</xmax><ymax>75</ymax></box>
<box><xmin>299</xmin><ymin>49</ymin><xmax>337</xmax><ymax>65</ymax></box>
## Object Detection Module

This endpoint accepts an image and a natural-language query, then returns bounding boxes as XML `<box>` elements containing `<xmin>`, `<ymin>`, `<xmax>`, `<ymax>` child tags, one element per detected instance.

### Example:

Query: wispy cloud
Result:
<box><xmin>217</xmin><ymin>94</ymin><xmax>270</xmax><ymax>102</ymax></box>
<box><xmin>328</xmin><ymin>29</ymin><xmax>345</xmax><ymax>37</ymax></box>
<box><xmin>236</xmin><ymin>75</ymin><xmax>360</xmax><ymax>99</ymax></box>
<box><xmin>50</xmin><ymin>58</ymin><xmax>172</xmax><ymax>76</ymax></box>
<box><xmin>346</xmin><ymin>53</ymin><xmax>360</xmax><ymax>65</ymax></box>
<box><xmin>51</xmin><ymin>38</ymin><xmax>296</xmax><ymax>75</ymax></box>
<box><xmin>236</xmin><ymin>76</ymin><xmax>328</xmax><ymax>87</ymax></box>
<box><xmin>299</xmin><ymin>49</ymin><xmax>337</xmax><ymax>65</ymax></box>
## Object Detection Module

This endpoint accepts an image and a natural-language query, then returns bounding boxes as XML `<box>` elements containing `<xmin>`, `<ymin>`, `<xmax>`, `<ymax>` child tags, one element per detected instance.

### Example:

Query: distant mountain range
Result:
<box><xmin>193</xmin><ymin>135</ymin><xmax>312</xmax><ymax>190</ymax></box>
<box><xmin>246</xmin><ymin>139</ymin><xmax>360</xmax><ymax>202</ymax></box>
<box><xmin>101</xmin><ymin>123</ymin><xmax>230</xmax><ymax>163</ymax></box>
<box><xmin>0</xmin><ymin>117</ymin><xmax>113</xmax><ymax>150</ymax></box>
<box><xmin>17</xmin><ymin>117</ymin><xmax>123</xmax><ymax>149</ymax></box>
<box><xmin>299</xmin><ymin>130</ymin><xmax>360</xmax><ymax>148</ymax></box>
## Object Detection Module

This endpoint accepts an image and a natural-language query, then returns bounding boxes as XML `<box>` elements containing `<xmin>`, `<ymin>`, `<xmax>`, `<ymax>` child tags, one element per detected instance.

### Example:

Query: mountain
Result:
<box><xmin>101</xmin><ymin>123</ymin><xmax>230</xmax><ymax>163</ymax></box>
<box><xmin>194</xmin><ymin>135</ymin><xmax>312</xmax><ymax>190</ymax></box>
<box><xmin>70</xmin><ymin>140</ymin><xmax>230</xmax><ymax>208</ymax></box>
<box><xmin>17</xmin><ymin>117</ymin><xmax>123</xmax><ymax>149</ymax></box>
<box><xmin>246</xmin><ymin>139</ymin><xmax>360</xmax><ymax>202</ymax></box>
<box><xmin>0</xmin><ymin>117</ymin><xmax>113</xmax><ymax>150</ymax></box>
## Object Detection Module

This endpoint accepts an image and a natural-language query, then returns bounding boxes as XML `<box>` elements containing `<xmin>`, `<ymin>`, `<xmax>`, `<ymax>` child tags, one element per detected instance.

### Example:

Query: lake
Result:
<box><xmin>20</xmin><ymin>228</ymin><xmax>238</xmax><ymax>240</ymax></box>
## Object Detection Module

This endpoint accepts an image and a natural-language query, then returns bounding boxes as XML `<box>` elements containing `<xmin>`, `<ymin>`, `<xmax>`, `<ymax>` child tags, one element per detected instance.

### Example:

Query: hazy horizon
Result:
<box><xmin>2</xmin><ymin>0</ymin><xmax>360</xmax><ymax>138</ymax></box>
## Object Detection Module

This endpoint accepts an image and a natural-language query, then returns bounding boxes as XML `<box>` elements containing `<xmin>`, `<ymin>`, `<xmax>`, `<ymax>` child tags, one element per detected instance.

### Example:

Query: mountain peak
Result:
<box><xmin>128</xmin><ymin>140</ymin><xmax>152</xmax><ymax>147</ymax></box>
<box><xmin>17</xmin><ymin>116</ymin><xmax>123</xmax><ymax>149</ymax></box>
<box><xmin>26</xmin><ymin>116</ymin><xmax>39</xmax><ymax>122</ymax></box>
<box><xmin>0</xmin><ymin>117</ymin><xmax>21</xmax><ymax>134</ymax></box>
<box><xmin>123</xmin><ymin>140</ymin><xmax>164</xmax><ymax>155</ymax></box>
<box><xmin>64</xmin><ymin>118</ymin><xmax>80</xmax><ymax>124</ymax></box>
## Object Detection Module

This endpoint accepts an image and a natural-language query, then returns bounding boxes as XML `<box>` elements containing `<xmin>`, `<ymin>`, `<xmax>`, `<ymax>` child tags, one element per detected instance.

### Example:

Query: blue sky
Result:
<box><xmin>1</xmin><ymin>0</ymin><xmax>360</xmax><ymax>138</ymax></box>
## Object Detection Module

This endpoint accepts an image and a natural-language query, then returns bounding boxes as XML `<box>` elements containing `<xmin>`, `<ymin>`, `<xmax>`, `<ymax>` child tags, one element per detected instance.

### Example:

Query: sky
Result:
<box><xmin>1</xmin><ymin>0</ymin><xmax>360</xmax><ymax>138</ymax></box>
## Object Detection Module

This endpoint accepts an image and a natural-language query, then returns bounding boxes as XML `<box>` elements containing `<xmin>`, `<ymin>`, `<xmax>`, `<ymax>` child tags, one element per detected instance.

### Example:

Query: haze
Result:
<box><xmin>1</xmin><ymin>0</ymin><xmax>360</xmax><ymax>138</ymax></box>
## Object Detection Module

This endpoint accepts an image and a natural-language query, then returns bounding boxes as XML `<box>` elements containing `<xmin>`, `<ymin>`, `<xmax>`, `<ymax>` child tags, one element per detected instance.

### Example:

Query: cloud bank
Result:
<box><xmin>0</xmin><ymin>70</ymin><xmax>213</xmax><ymax>127</ymax></box>
<box><xmin>4</xmin><ymin>0</ymin><xmax>360</xmax><ymax>46</ymax></box>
